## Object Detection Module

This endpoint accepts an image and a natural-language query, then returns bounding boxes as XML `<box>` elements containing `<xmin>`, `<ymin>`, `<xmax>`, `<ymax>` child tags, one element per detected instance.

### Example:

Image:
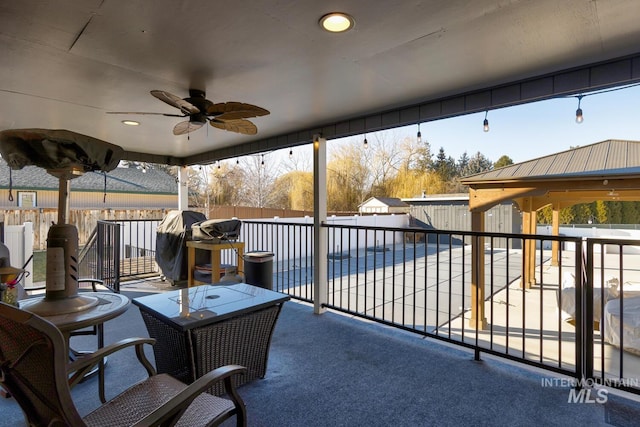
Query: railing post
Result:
<box><xmin>96</xmin><ymin>221</ymin><xmax>104</xmax><ymax>280</ymax></box>
<box><xmin>581</xmin><ymin>238</ymin><xmax>592</xmax><ymax>383</ymax></box>
<box><xmin>114</xmin><ymin>222</ymin><xmax>121</xmax><ymax>293</ymax></box>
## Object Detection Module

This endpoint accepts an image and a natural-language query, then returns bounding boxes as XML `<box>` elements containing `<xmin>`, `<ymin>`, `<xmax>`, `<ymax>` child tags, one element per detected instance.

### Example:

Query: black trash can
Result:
<box><xmin>243</xmin><ymin>251</ymin><xmax>274</xmax><ymax>290</ymax></box>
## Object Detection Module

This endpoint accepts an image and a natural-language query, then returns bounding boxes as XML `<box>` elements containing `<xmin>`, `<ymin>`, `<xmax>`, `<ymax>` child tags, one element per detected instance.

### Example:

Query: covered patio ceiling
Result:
<box><xmin>1</xmin><ymin>1</ymin><xmax>640</xmax><ymax>166</ymax></box>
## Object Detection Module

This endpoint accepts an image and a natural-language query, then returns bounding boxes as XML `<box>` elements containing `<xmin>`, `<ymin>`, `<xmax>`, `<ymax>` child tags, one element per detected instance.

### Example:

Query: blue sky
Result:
<box><xmin>413</xmin><ymin>86</ymin><xmax>640</xmax><ymax>163</ymax></box>
<box><xmin>383</xmin><ymin>83</ymin><xmax>640</xmax><ymax>164</ymax></box>
<box><xmin>270</xmin><ymin>83</ymin><xmax>640</xmax><ymax>169</ymax></box>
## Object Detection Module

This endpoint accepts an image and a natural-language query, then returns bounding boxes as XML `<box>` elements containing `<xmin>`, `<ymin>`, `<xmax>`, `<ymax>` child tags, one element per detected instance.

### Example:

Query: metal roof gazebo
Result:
<box><xmin>459</xmin><ymin>139</ymin><xmax>640</xmax><ymax>328</ymax></box>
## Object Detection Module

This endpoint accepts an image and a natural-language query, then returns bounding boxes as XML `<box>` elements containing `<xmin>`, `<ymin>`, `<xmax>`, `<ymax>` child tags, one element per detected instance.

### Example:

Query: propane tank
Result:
<box><xmin>45</xmin><ymin>224</ymin><xmax>80</xmax><ymax>299</ymax></box>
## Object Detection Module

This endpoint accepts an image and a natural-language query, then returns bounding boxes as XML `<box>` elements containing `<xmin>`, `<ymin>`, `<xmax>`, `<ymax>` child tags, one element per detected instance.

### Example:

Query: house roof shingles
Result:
<box><xmin>0</xmin><ymin>162</ymin><xmax>177</xmax><ymax>194</ymax></box>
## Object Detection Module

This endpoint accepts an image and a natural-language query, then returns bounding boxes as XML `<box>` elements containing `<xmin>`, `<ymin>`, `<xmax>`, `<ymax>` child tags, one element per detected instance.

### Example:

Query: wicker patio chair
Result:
<box><xmin>0</xmin><ymin>302</ymin><xmax>247</xmax><ymax>426</ymax></box>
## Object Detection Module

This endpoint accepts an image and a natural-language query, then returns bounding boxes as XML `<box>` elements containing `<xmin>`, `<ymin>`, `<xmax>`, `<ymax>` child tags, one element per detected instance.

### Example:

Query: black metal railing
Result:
<box><xmin>241</xmin><ymin>219</ymin><xmax>640</xmax><ymax>395</ymax></box>
<box><xmin>585</xmin><ymin>238</ymin><xmax>640</xmax><ymax>394</ymax></box>
<box><xmin>78</xmin><ymin>219</ymin><xmax>161</xmax><ymax>292</ymax></box>
<box><xmin>78</xmin><ymin>220</ymin><xmax>121</xmax><ymax>292</ymax></box>
<box><xmin>81</xmin><ymin>216</ymin><xmax>640</xmax><ymax>395</ymax></box>
<box><xmin>322</xmin><ymin>225</ymin><xmax>584</xmax><ymax>379</ymax></box>
<box><xmin>240</xmin><ymin>219</ymin><xmax>314</xmax><ymax>302</ymax></box>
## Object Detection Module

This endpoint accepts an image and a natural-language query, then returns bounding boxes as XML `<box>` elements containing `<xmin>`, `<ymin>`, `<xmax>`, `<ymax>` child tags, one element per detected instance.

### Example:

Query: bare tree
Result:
<box><xmin>236</xmin><ymin>154</ymin><xmax>280</xmax><ymax>208</ymax></box>
<box><xmin>327</xmin><ymin>142</ymin><xmax>369</xmax><ymax>211</ymax></box>
<box><xmin>364</xmin><ymin>132</ymin><xmax>406</xmax><ymax>196</ymax></box>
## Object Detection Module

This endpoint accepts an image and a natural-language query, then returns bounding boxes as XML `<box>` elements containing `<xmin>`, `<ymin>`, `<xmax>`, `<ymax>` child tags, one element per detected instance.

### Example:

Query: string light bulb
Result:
<box><xmin>575</xmin><ymin>95</ymin><xmax>584</xmax><ymax>124</ymax></box>
<box><xmin>289</xmin><ymin>148</ymin><xmax>293</xmax><ymax>159</ymax></box>
<box><xmin>363</xmin><ymin>134</ymin><xmax>368</xmax><ymax>149</ymax></box>
<box><xmin>417</xmin><ymin>123</ymin><xmax>422</xmax><ymax>143</ymax></box>
<box><xmin>261</xmin><ymin>154</ymin><xmax>265</xmax><ymax>168</ymax></box>
<box><xmin>483</xmin><ymin>111</ymin><xmax>489</xmax><ymax>132</ymax></box>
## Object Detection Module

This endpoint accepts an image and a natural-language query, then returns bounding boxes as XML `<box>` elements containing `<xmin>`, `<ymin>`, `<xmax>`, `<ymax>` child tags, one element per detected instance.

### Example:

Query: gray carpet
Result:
<box><xmin>3</xmin><ymin>288</ymin><xmax>640</xmax><ymax>426</ymax></box>
<box><xmin>228</xmin><ymin>301</ymin><xmax>637</xmax><ymax>427</ymax></box>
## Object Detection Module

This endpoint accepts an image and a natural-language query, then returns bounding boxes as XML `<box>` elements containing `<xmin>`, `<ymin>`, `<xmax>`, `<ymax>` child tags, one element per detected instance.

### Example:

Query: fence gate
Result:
<box><xmin>78</xmin><ymin>221</ymin><xmax>121</xmax><ymax>292</ymax></box>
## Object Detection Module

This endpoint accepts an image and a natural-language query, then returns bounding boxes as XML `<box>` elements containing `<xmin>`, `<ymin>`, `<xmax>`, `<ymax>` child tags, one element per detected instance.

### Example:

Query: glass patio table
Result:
<box><xmin>132</xmin><ymin>283</ymin><xmax>289</xmax><ymax>395</ymax></box>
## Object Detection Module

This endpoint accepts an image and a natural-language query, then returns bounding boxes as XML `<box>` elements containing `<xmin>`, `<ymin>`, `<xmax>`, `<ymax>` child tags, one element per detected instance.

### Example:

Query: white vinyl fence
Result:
<box><xmin>4</xmin><ymin>222</ymin><xmax>34</xmax><ymax>289</ymax></box>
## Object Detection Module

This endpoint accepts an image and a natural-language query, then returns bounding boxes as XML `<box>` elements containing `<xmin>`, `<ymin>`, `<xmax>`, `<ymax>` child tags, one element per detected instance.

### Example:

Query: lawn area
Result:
<box><xmin>32</xmin><ymin>250</ymin><xmax>46</xmax><ymax>283</ymax></box>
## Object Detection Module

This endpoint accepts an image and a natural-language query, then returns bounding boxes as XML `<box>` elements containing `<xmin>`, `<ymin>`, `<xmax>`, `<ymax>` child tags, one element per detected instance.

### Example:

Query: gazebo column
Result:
<box><xmin>470</xmin><ymin>210</ymin><xmax>487</xmax><ymax>329</ymax></box>
<box><xmin>520</xmin><ymin>197</ymin><xmax>537</xmax><ymax>289</ymax></box>
<box><xmin>551</xmin><ymin>203</ymin><xmax>560</xmax><ymax>266</ymax></box>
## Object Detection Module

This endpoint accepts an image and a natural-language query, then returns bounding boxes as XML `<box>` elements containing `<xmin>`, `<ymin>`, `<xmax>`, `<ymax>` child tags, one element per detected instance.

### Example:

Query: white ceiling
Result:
<box><xmin>1</xmin><ymin>0</ymin><xmax>640</xmax><ymax>165</ymax></box>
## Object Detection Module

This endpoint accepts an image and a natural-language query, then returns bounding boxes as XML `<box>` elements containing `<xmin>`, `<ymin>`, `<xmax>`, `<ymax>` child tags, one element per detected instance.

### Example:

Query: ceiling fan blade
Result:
<box><xmin>173</xmin><ymin>120</ymin><xmax>205</xmax><ymax>135</ymax></box>
<box><xmin>210</xmin><ymin>119</ymin><xmax>258</xmax><ymax>135</ymax></box>
<box><xmin>151</xmin><ymin>90</ymin><xmax>200</xmax><ymax>115</ymax></box>
<box><xmin>106</xmin><ymin>111</ymin><xmax>186</xmax><ymax>117</ymax></box>
<box><xmin>207</xmin><ymin>102</ymin><xmax>270</xmax><ymax>119</ymax></box>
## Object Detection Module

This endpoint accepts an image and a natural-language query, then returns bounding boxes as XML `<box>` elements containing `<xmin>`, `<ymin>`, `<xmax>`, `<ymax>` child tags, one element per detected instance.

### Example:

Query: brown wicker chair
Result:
<box><xmin>0</xmin><ymin>302</ymin><xmax>247</xmax><ymax>426</ymax></box>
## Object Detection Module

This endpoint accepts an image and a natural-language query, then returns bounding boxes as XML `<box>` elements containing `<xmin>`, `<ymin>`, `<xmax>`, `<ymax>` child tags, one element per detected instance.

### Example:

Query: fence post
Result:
<box><xmin>114</xmin><ymin>222</ymin><xmax>121</xmax><ymax>292</ymax></box>
<box><xmin>97</xmin><ymin>222</ymin><xmax>104</xmax><ymax>280</ymax></box>
<box><xmin>23</xmin><ymin>222</ymin><xmax>33</xmax><ymax>288</ymax></box>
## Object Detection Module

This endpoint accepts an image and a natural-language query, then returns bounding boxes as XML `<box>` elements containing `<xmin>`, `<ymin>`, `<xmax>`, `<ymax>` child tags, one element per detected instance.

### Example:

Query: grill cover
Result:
<box><xmin>191</xmin><ymin>219</ymin><xmax>241</xmax><ymax>242</ymax></box>
<box><xmin>155</xmin><ymin>210</ymin><xmax>207</xmax><ymax>282</ymax></box>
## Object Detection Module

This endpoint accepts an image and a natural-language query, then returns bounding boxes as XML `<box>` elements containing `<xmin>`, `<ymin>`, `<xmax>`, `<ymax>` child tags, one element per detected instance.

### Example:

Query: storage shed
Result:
<box><xmin>403</xmin><ymin>193</ymin><xmax>522</xmax><ymax>249</ymax></box>
<box><xmin>359</xmin><ymin>197</ymin><xmax>410</xmax><ymax>214</ymax></box>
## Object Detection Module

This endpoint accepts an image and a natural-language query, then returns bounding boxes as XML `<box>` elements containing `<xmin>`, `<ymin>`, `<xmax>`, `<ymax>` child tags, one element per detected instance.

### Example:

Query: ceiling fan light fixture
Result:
<box><xmin>121</xmin><ymin>120</ymin><xmax>140</xmax><ymax>126</ymax></box>
<box><xmin>319</xmin><ymin>12</ymin><xmax>355</xmax><ymax>33</ymax></box>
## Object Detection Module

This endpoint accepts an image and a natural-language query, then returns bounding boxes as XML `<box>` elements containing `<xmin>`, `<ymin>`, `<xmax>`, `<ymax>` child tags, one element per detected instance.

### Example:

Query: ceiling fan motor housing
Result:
<box><xmin>190</xmin><ymin>112</ymin><xmax>208</xmax><ymax>126</ymax></box>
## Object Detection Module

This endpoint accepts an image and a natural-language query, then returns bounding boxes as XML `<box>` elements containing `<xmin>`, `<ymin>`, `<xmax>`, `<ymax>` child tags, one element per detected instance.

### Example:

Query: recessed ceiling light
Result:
<box><xmin>122</xmin><ymin>120</ymin><xmax>140</xmax><ymax>126</ymax></box>
<box><xmin>319</xmin><ymin>12</ymin><xmax>355</xmax><ymax>33</ymax></box>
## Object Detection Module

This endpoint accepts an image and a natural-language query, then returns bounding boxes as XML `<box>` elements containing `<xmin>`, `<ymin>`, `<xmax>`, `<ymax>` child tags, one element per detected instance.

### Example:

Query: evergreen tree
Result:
<box><xmin>621</xmin><ymin>201</ymin><xmax>640</xmax><ymax>224</ymax></box>
<box><xmin>457</xmin><ymin>152</ymin><xmax>470</xmax><ymax>176</ymax></box>
<box><xmin>594</xmin><ymin>200</ymin><xmax>608</xmax><ymax>224</ymax></box>
<box><xmin>463</xmin><ymin>151</ymin><xmax>493</xmax><ymax>176</ymax></box>
<box><xmin>431</xmin><ymin>147</ymin><xmax>456</xmax><ymax>181</ymax></box>
<box><xmin>494</xmin><ymin>155</ymin><xmax>514</xmax><ymax>169</ymax></box>
<box><xmin>607</xmin><ymin>201</ymin><xmax>623</xmax><ymax>224</ymax></box>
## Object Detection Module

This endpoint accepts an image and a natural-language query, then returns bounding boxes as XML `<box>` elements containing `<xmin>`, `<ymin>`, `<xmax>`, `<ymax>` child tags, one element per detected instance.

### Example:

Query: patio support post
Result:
<box><xmin>551</xmin><ymin>203</ymin><xmax>560</xmax><ymax>266</ymax></box>
<box><xmin>470</xmin><ymin>210</ymin><xmax>487</xmax><ymax>329</ymax></box>
<box><xmin>178</xmin><ymin>166</ymin><xmax>188</xmax><ymax>210</ymax></box>
<box><xmin>313</xmin><ymin>135</ymin><xmax>327</xmax><ymax>314</ymax></box>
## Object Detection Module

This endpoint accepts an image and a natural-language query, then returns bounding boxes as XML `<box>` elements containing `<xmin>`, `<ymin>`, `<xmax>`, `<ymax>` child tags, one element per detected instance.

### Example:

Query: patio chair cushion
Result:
<box><xmin>83</xmin><ymin>373</ymin><xmax>234</xmax><ymax>426</ymax></box>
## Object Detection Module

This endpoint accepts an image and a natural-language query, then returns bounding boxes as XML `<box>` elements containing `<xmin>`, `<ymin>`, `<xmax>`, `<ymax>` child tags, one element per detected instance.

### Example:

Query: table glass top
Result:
<box><xmin>19</xmin><ymin>292</ymin><xmax>130</xmax><ymax>331</ymax></box>
<box><xmin>132</xmin><ymin>283</ymin><xmax>289</xmax><ymax>329</ymax></box>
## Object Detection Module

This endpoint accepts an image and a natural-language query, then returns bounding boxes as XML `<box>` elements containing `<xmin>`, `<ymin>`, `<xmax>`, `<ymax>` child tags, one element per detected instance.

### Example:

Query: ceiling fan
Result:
<box><xmin>108</xmin><ymin>89</ymin><xmax>269</xmax><ymax>136</ymax></box>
